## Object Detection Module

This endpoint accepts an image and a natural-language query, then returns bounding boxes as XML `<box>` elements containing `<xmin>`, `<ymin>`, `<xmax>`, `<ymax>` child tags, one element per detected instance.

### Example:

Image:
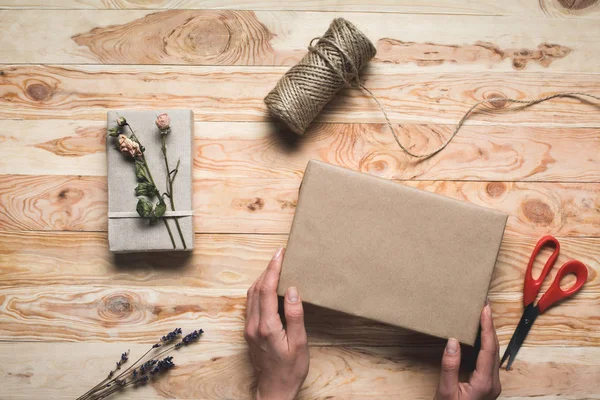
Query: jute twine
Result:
<box><xmin>264</xmin><ymin>18</ymin><xmax>376</xmax><ymax>135</ymax></box>
<box><xmin>264</xmin><ymin>18</ymin><xmax>600</xmax><ymax>160</ymax></box>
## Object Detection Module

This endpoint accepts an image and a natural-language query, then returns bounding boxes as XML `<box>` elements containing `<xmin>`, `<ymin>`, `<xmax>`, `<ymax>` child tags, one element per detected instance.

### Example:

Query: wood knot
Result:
<box><xmin>485</xmin><ymin>92</ymin><xmax>508</xmax><ymax>109</ymax></box>
<box><xmin>180</xmin><ymin>17</ymin><xmax>230</xmax><ymax>58</ymax></box>
<box><xmin>486</xmin><ymin>182</ymin><xmax>506</xmax><ymax>198</ymax></box>
<box><xmin>247</xmin><ymin>197</ymin><xmax>264</xmax><ymax>211</ymax></box>
<box><xmin>366</xmin><ymin>159</ymin><xmax>389</xmax><ymax>173</ymax></box>
<box><xmin>55</xmin><ymin>187</ymin><xmax>84</xmax><ymax>204</ymax></box>
<box><xmin>558</xmin><ymin>0</ymin><xmax>597</xmax><ymax>10</ymax></box>
<box><xmin>521</xmin><ymin>199</ymin><xmax>554</xmax><ymax>226</ymax></box>
<box><xmin>72</xmin><ymin>10</ymin><xmax>275</xmax><ymax>65</ymax></box>
<box><xmin>278</xmin><ymin>199</ymin><xmax>297</xmax><ymax>210</ymax></box>
<box><xmin>26</xmin><ymin>82</ymin><xmax>52</xmax><ymax>101</ymax></box>
<box><xmin>100</xmin><ymin>294</ymin><xmax>135</xmax><ymax>320</ymax></box>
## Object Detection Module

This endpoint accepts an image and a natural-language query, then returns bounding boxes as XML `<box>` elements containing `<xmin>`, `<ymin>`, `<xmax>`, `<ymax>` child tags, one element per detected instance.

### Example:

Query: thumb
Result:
<box><xmin>436</xmin><ymin>338</ymin><xmax>461</xmax><ymax>399</ymax></box>
<box><xmin>284</xmin><ymin>287</ymin><xmax>307</xmax><ymax>349</ymax></box>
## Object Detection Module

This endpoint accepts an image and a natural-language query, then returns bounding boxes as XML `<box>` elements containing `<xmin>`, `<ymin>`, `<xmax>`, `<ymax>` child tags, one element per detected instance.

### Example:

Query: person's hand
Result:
<box><xmin>434</xmin><ymin>302</ymin><xmax>502</xmax><ymax>400</ymax></box>
<box><xmin>244</xmin><ymin>248</ymin><xmax>310</xmax><ymax>400</ymax></box>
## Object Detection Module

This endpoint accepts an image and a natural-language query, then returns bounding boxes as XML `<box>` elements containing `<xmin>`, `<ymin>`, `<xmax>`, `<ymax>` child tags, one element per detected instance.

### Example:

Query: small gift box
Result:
<box><xmin>106</xmin><ymin>110</ymin><xmax>194</xmax><ymax>252</ymax></box>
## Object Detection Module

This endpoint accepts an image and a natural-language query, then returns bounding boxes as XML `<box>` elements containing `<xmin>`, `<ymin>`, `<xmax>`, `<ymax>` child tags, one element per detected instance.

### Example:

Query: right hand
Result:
<box><xmin>434</xmin><ymin>303</ymin><xmax>502</xmax><ymax>400</ymax></box>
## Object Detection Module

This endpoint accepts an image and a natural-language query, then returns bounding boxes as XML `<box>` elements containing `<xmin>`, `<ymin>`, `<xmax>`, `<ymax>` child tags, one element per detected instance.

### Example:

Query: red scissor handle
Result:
<box><xmin>537</xmin><ymin>260</ymin><xmax>588</xmax><ymax>313</ymax></box>
<box><xmin>523</xmin><ymin>235</ymin><xmax>560</xmax><ymax>307</ymax></box>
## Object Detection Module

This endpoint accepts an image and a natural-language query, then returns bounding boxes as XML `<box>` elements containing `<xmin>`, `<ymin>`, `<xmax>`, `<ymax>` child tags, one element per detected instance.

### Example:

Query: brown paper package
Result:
<box><xmin>107</xmin><ymin>110</ymin><xmax>194</xmax><ymax>253</ymax></box>
<box><xmin>277</xmin><ymin>160</ymin><xmax>507</xmax><ymax>345</ymax></box>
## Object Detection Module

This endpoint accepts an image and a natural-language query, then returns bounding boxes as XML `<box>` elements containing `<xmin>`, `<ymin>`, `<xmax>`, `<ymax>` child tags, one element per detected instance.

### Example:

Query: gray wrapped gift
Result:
<box><xmin>107</xmin><ymin>110</ymin><xmax>194</xmax><ymax>252</ymax></box>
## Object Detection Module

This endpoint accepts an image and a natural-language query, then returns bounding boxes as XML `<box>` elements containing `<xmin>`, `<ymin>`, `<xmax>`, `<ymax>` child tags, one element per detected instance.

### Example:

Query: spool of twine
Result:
<box><xmin>265</xmin><ymin>18</ymin><xmax>600</xmax><ymax>160</ymax></box>
<box><xmin>265</xmin><ymin>18</ymin><xmax>376</xmax><ymax>135</ymax></box>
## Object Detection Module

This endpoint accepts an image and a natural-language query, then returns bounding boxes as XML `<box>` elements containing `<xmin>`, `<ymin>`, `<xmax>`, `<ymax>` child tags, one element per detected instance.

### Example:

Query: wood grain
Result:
<box><xmin>0</xmin><ymin>285</ymin><xmax>598</xmax><ymax>347</ymax></box>
<box><xmin>195</xmin><ymin>122</ymin><xmax>600</xmax><ymax>181</ymax></box>
<box><xmin>1</xmin><ymin>10</ymin><xmax>597</xmax><ymax>72</ymax></box>
<box><xmin>194</xmin><ymin>179</ymin><xmax>600</xmax><ymax>237</ymax></box>
<box><xmin>0</xmin><ymin>0</ymin><xmax>598</xmax><ymax>17</ymax></box>
<box><xmin>3</xmin><ymin>174</ymin><xmax>598</xmax><ymax>237</ymax></box>
<box><xmin>1</xmin><ymin>232</ymin><xmax>599</xmax><ymax>293</ymax></box>
<box><xmin>1</xmin><ymin>2</ymin><xmax>599</xmax><ymax>398</ymax></box>
<box><xmin>3</xmin><ymin>342</ymin><xmax>600</xmax><ymax>400</ymax></box>
<box><xmin>3</xmin><ymin>120</ymin><xmax>600</xmax><ymax>183</ymax></box>
<box><xmin>1</xmin><ymin>65</ymin><xmax>600</xmax><ymax>125</ymax></box>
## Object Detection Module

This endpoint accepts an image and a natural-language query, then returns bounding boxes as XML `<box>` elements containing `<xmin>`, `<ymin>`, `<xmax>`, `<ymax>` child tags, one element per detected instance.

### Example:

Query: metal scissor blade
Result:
<box><xmin>500</xmin><ymin>308</ymin><xmax>529</xmax><ymax>368</ymax></box>
<box><xmin>500</xmin><ymin>304</ymin><xmax>539</xmax><ymax>370</ymax></box>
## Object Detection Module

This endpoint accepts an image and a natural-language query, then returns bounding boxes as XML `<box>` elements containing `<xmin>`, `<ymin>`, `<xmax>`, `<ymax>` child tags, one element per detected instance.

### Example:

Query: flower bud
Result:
<box><xmin>156</xmin><ymin>113</ymin><xmax>171</xmax><ymax>134</ymax></box>
<box><xmin>116</xmin><ymin>116</ymin><xmax>127</xmax><ymax>127</ymax></box>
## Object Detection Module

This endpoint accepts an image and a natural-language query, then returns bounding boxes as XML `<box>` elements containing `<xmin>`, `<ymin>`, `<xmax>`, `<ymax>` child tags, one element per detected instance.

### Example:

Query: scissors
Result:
<box><xmin>500</xmin><ymin>235</ymin><xmax>588</xmax><ymax>370</ymax></box>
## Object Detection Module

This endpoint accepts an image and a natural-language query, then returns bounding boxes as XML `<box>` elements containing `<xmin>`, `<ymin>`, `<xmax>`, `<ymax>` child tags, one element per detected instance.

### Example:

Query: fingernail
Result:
<box><xmin>446</xmin><ymin>338</ymin><xmax>458</xmax><ymax>354</ymax></box>
<box><xmin>485</xmin><ymin>303</ymin><xmax>492</xmax><ymax>317</ymax></box>
<box><xmin>273</xmin><ymin>247</ymin><xmax>284</xmax><ymax>260</ymax></box>
<box><xmin>287</xmin><ymin>287</ymin><xmax>299</xmax><ymax>303</ymax></box>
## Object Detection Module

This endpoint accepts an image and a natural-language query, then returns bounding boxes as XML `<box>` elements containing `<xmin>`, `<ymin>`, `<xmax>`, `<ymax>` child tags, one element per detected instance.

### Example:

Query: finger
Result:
<box><xmin>475</xmin><ymin>303</ymin><xmax>499</xmax><ymax>380</ymax></box>
<box><xmin>488</xmin><ymin>302</ymin><xmax>502</xmax><ymax>393</ymax></box>
<box><xmin>245</xmin><ymin>278</ymin><xmax>259</xmax><ymax>324</ymax></box>
<box><xmin>258</xmin><ymin>248</ymin><xmax>285</xmax><ymax>331</ymax></box>
<box><xmin>284</xmin><ymin>286</ymin><xmax>307</xmax><ymax>349</ymax></box>
<box><xmin>246</xmin><ymin>268</ymin><xmax>267</xmax><ymax>336</ymax></box>
<box><xmin>436</xmin><ymin>338</ymin><xmax>461</xmax><ymax>399</ymax></box>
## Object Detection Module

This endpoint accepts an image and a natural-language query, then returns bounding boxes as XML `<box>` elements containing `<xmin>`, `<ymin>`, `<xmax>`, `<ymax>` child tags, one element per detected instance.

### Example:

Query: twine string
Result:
<box><xmin>308</xmin><ymin>36</ymin><xmax>600</xmax><ymax>159</ymax></box>
<box><xmin>265</xmin><ymin>18</ymin><xmax>600</xmax><ymax>160</ymax></box>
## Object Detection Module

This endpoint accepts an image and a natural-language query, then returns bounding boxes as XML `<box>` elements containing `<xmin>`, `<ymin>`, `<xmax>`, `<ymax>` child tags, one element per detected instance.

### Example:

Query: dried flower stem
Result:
<box><xmin>78</xmin><ymin>329</ymin><xmax>189</xmax><ymax>400</ymax></box>
<box><xmin>83</xmin><ymin>344</ymin><xmax>182</xmax><ymax>400</ymax></box>
<box><xmin>160</xmin><ymin>135</ymin><xmax>186</xmax><ymax>249</ymax></box>
<box><xmin>127</xmin><ymin>125</ymin><xmax>176</xmax><ymax>249</ymax></box>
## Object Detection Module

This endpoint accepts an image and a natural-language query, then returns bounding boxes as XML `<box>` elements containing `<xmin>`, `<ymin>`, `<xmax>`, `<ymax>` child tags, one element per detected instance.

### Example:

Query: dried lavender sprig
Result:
<box><xmin>161</xmin><ymin>327</ymin><xmax>183</xmax><ymax>343</ymax></box>
<box><xmin>78</xmin><ymin>329</ymin><xmax>182</xmax><ymax>400</ymax></box>
<box><xmin>91</xmin><ymin>357</ymin><xmax>175</xmax><ymax>400</ymax></box>
<box><xmin>81</xmin><ymin>329</ymin><xmax>201</xmax><ymax>400</ymax></box>
<box><xmin>103</xmin><ymin>327</ymin><xmax>182</xmax><ymax>386</ymax></box>
<box><xmin>175</xmin><ymin>329</ymin><xmax>204</xmax><ymax>348</ymax></box>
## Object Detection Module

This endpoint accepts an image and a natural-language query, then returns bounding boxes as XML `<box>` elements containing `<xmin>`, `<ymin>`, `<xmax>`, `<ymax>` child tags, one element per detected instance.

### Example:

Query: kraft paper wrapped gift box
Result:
<box><xmin>106</xmin><ymin>110</ymin><xmax>194</xmax><ymax>253</ymax></box>
<box><xmin>277</xmin><ymin>160</ymin><xmax>507</xmax><ymax>345</ymax></box>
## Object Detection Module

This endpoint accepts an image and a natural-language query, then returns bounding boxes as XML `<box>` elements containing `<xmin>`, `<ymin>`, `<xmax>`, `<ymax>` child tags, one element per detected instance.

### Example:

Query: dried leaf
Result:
<box><xmin>136</xmin><ymin>198</ymin><xmax>153</xmax><ymax>218</ymax></box>
<box><xmin>155</xmin><ymin>201</ymin><xmax>167</xmax><ymax>218</ymax></box>
<box><xmin>108</xmin><ymin>127</ymin><xmax>119</xmax><ymax>137</ymax></box>
<box><xmin>135</xmin><ymin>160</ymin><xmax>148</xmax><ymax>182</ymax></box>
<box><xmin>135</xmin><ymin>182</ymin><xmax>157</xmax><ymax>197</ymax></box>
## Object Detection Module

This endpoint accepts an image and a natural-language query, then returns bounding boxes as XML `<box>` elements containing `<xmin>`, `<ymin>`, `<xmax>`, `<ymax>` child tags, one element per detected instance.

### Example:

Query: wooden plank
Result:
<box><xmin>195</xmin><ymin>179</ymin><xmax>600</xmax><ymax>237</ymax></box>
<box><xmin>0</xmin><ymin>0</ymin><xmax>598</xmax><ymax>18</ymax></box>
<box><xmin>0</xmin><ymin>285</ymin><xmax>598</xmax><ymax>346</ymax></box>
<box><xmin>0</xmin><ymin>175</ymin><xmax>107</xmax><ymax>231</ymax></box>
<box><xmin>1</xmin><ymin>232</ymin><xmax>599</xmax><ymax>294</ymax></box>
<box><xmin>1</xmin><ymin>10</ymin><xmax>598</xmax><ymax>72</ymax></box>
<box><xmin>196</xmin><ymin>123</ymin><xmax>600</xmax><ymax>181</ymax></box>
<box><xmin>3</xmin><ymin>120</ymin><xmax>600</xmax><ymax>182</ymax></box>
<box><xmin>3</xmin><ymin>342</ymin><xmax>600</xmax><ymax>400</ymax></box>
<box><xmin>2</xmin><ymin>174</ymin><xmax>599</xmax><ymax>237</ymax></box>
<box><xmin>1</xmin><ymin>65</ymin><xmax>600</xmax><ymax>125</ymax></box>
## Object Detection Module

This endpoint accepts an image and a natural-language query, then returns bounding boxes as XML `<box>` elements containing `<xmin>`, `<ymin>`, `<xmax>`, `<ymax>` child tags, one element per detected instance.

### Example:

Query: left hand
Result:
<box><xmin>244</xmin><ymin>247</ymin><xmax>310</xmax><ymax>400</ymax></box>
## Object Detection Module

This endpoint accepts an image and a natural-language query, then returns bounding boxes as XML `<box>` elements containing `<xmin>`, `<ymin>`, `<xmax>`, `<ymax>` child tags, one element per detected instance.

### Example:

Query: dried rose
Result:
<box><xmin>118</xmin><ymin>134</ymin><xmax>143</xmax><ymax>158</ymax></box>
<box><xmin>155</xmin><ymin>113</ymin><xmax>170</xmax><ymax>134</ymax></box>
<box><xmin>116</xmin><ymin>116</ymin><xmax>127</xmax><ymax>127</ymax></box>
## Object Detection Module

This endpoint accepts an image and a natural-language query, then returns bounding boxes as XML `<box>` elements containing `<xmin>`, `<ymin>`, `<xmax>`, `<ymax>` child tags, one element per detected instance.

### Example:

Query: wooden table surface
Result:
<box><xmin>1</xmin><ymin>1</ymin><xmax>599</xmax><ymax>399</ymax></box>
